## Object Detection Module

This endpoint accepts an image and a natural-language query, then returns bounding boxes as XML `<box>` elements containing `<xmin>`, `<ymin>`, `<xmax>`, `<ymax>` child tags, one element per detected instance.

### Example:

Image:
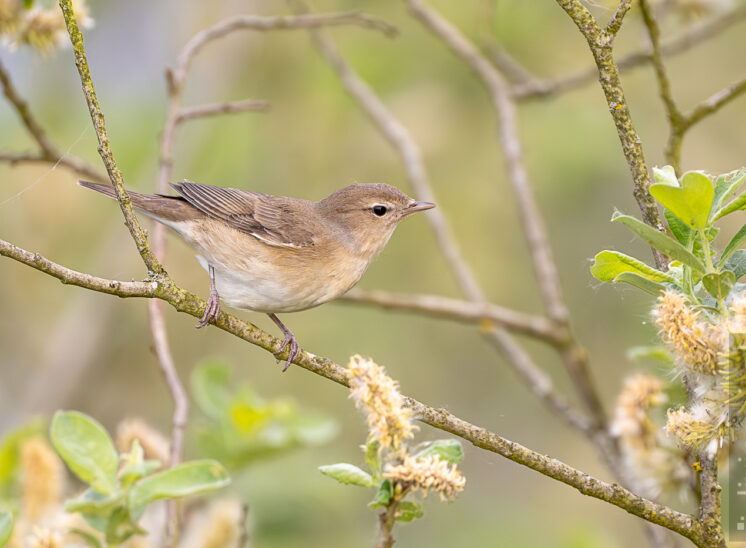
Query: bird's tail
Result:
<box><xmin>78</xmin><ymin>180</ymin><xmax>202</xmax><ymax>223</ymax></box>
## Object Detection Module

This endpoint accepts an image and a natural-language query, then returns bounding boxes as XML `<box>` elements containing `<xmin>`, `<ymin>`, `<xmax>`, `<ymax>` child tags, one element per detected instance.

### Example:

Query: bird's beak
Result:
<box><xmin>404</xmin><ymin>201</ymin><xmax>436</xmax><ymax>215</ymax></box>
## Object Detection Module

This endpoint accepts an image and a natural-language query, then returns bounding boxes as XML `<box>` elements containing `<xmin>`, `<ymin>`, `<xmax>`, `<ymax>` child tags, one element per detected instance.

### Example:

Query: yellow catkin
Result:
<box><xmin>179</xmin><ymin>498</ymin><xmax>245</xmax><ymax>548</ymax></box>
<box><xmin>347</xmin><ymin>355</ymin><xmax>417</xmax><ymax>453</ymax></box>
<box><xmin>655</xmin><ymin>290</ymin><xmax>726</xmax><ymax>374</ymax></box>
<box><xmin>665</xmin><ymin>403</ymin><xmax>725</xmax><ymax>448</ymax></box>
<box><xmin>19</xmin><ymin>437</ymin><xmax>65</xmax><ymax>523</ymax></box>
<box><xmin>8</xmin><ymin>0</ymin><xmax>92</xmax><ymax>53</ymax></box>
<box><xmin>0</xmin><ymin>0</ymin><xmax>22</xmax><ymax>35</ymax></box>
<box><xmin>384</xmin><ymin>455</ymin><xmax>466</xmax><ymax>502</ymax></box>
<box><xmin>611</xmin><ymin>374</ymin><xmax>665</xmax><ymax>451</ymax></box>
<box><xmin>116</xmin><ymin>418</ymin><xmax>170</xmax><ymax>466</ymax></box>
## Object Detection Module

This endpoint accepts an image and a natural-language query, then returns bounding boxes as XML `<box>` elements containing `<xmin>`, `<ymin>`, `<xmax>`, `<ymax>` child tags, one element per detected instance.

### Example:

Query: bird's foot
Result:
<box><xmin>196</xmin><ymin>289</ymin><xmax>220</xmax><ymax>328</ymax></box>
<box><xmin>274</xmin><ymin>331</ymin><xmax>300</xmax><ymax>372</ymax></box>
<box><xmin>268</xmin><ymin>313</ymin><xmax>300</xmax><ymax>372</ymax></box>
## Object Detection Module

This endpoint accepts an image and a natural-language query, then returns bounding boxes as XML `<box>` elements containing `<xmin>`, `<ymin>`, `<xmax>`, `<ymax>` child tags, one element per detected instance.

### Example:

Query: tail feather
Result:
<box><xmin>78</xmin><ymin>180</ymin><xmax>203</xmax><ymax>223</ymax></box>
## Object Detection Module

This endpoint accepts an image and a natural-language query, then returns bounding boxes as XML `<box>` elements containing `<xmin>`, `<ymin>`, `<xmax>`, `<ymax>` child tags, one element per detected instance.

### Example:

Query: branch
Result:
<box><xmin>59</xmin><ymin>0</ymin><xmax>164</xmax><ymax>275</ymax></box>
<box><xmin>605</xmin><ymin>0</ymin><xmax>634</xmax><ymax>39</ymax></box>
<box><xmin>513</xmin><ymin>4</ymin><xmax>746</xmax><ymax>100</ymax></box>
<box><xmin>554</xmin><ymin>0</ymin><xmax>667</xmax><ymax>270</ymax></box>
<box><xmin>172</xmin><ymin>12</ymin><xmax>397</xmax><ymax>85</ymax></box>
<box><xmin>0</xmin><ymin>237</ymin><xmax>706</xmax><ymax>544</ymax></box>
<box><xmin>685</xmin><ymin>76</ymin><xmax>746</xmax><ymax>127</ymax></box>
<box><xmin>175</xmin><ymin>99</ymin><xmax>270</xmax><ymax>124</ymax></box>
<box><xmin>0</xmin><ymin>58</ymin><xmax>108</xmax><ymax>183</ymax></box>
<box><xmin>302</xmin><ymin>10</ymin><xmax>590</xmax><ymax>434</ymax></box>
<box><xmin>405</xmin><ymin>0</ymin><xmax>606</xmax><ymax>428</ymax></box>
<box><xmin>697</xmin><ymin>449</ymin><xmax>724</xmax><ymax>547</ymax></box>
<box><xmin>340</xmin><ymin>288</ymin><xmax>563</xmax><ymax>344</ymax></box>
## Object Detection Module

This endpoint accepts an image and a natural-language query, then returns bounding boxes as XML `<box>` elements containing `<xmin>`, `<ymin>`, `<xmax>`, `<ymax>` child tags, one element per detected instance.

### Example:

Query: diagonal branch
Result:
<box><xmin>554</xmin><ymin>0</ymin><xmax>667</xmax><ymax>270</ymax></box>
<box><xmin>0</xmin><ymin>236</ymin><xmax>706</xmax><ymax>545</ymax></box>
<box><xmin>302</xmin><ymin>13</ymin><xmax>590</xmax><ymax>434</ymax></box>
<box><xmin>605</xmin><ymin>0</ymin><xmax>634</xmax><ymax>39</ymax></box>
<box><xmin>59</xmin><ymin>0</ymin><xmax>163</xmax><ymax>275</ymax></box>
<box><xmin>405</xmin><ymin>0</ymin><xmax>606</xmax><ymax>428</ymax></box>
<box><xmin>340</xmin><ymin>288</ymin><xmax>563</xmax><ymax>344</ymax></box>
<box><xmin>175</xmin><ymin>99</ymin><xmax>270</xmax><ymax>124</ymax></box>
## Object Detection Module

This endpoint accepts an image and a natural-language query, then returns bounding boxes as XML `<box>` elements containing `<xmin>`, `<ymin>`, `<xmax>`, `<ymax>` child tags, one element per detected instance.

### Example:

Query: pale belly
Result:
<box><xmin>196</xmin><ymin>255</ymin><xmax>366</xmax><ymax>313</ymax></box>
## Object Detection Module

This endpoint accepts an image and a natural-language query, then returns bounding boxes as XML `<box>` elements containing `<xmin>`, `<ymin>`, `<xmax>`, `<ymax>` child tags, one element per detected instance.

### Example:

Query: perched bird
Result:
<box><xmin>78</xmin><ymin>180</ymin><xmax>435</xmax><ymax>370</ymax></box>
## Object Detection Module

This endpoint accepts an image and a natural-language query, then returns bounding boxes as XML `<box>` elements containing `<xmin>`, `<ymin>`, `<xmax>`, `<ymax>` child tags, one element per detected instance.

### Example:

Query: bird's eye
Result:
<box><xmin>372</xmin><ymin>205</ymin><xmax>388</xmax><ymax>217</ymax></box>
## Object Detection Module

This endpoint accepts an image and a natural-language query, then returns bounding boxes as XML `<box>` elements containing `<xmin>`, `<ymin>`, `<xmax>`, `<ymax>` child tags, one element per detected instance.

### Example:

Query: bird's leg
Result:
<box><xmin>196</xmin><ymin>265</ymin><xmax>221</xmax><ymax>328</ymax></box>
<box><xmin>268</xmin><ymin>313</ymin><xmax>300</xmax><ymax>372</ymax></box>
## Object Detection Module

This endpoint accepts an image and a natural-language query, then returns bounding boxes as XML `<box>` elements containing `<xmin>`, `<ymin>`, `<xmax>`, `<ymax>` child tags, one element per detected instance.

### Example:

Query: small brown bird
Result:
<box><xmin>78</xmin><ymin>180</ymin><xmax>435</xmax><ymax>370</ymax></box>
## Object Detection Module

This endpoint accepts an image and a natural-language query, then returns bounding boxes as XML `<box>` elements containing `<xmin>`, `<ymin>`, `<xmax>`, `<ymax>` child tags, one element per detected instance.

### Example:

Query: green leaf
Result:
<box><xmin>191</xmin><ymin>361</ymin><xmax>232</xmax><ymax>420</ymax></box>
<box><xmin>414</xmin><ymin>440</ymin><xmax>464</xmax><ymax>464</ymax></box>
<box><xmin>69</xmin><ymin>528</ymin><xmax>103</xmax><ymax>548</ymax></box>
<box><xmin>50</xmin><ymin>411</ymin><xmax>119</xmax><ymax>496</ymax></box>
<box><xmin>23</xmin><ymin>0</ymin><xmax>32</xmax><ymax>8</ymax></box>
<box><xmin>712</xmin><ymin>170</ymin><xmax>746</xmax><ymax>220</ymax></box>
<box><xmin>713</xmin><ymin>190</ymin><xmax>746</xmax><ymax>221</ymax></box>
<box><xmin>128</xmin><ymin>460</ymin><xmax>229</xmax><ymax>510</ymax></box>
<box><xmin>702</xmin><ymin>271</ymin><xmax>736</xmax><ymax>300</ymax></box>
<box><xmin>65</xmin><ymin>488</ymin><xmax>122</xmax><ymax>516</ymax></box>
<box><xmin>652</xmin><ymin>165</ymin><xmax>678</xmax><ymax>186</ymax></box>
<box><xmin>105</xmin><ymin>507</ymin><xmax>144</xmax><ymax>546</ymax></box>
<box><xmin>719</xmin><ymin>224</ymin><xmax>746</xmax><ymax>266</ymax></box>
<box><xmin>664</xmin><ymin>208</ymin><xmax>692</xmax><ymax>246</ymax></box>
<box><xmin>0</xmin><ymin>511</ymin><xmax>13</xmax><ymax>547</ymax></box>
<box><xmin>649</xmin><ymin>171</ymin><xmax>714</xmax><ymax>229</ymax></box>
<box><xmin>395</xmin><ymin>501</ymin><xmax>424</xmax><ymax>522</ymax></box>
<box><xmin>626</xmin><ymin>346</ymin><xmax>673</xmax><ymax>365</ymax></box>
<box><xmin>590</xmin><ymin>250</ymin><xmax>675</xmax><ymax>284</ymax></box>
<box><xmin>368</xmin><ymin>479</ymin><xmax>393</xmax><ymax>509</ymax></box>
<box><xmin>724</xmin><ymin>250</ymin><xmax>746</xmax><ymax>280</ymax></box>
<box><xmin>318</xmin><ymin>463</ymin><xmax>374</xmax><ymax>488</ymax></box>
<box><xmin>365</xmin><ymin>440</ymin><xmax>381</xmax><ymax>480</ymax></box>
<box><xmin>612</xmin><ymin>212</ymin><xmax>706</xmax><ymax>273</ymax></box>
<box><xmin>613</xmin><ymin>272</ymin><xmax>667</xmax><ymax>295</ymax></box>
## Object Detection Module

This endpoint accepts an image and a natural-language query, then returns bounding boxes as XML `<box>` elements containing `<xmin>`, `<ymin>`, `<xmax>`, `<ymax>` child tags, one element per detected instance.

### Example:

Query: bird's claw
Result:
<box><xmin>274</xmin><ymin>332</ymin><xmax>300</xmax><ymax>372</ymax></box>
<box><xmin>196</xmin><ymin>290</ymin><xmax>220</xmax><ymax>328</ymax></box>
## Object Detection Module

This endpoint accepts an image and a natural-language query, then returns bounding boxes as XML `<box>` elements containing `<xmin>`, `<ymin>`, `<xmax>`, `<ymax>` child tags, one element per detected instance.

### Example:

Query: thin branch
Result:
<box><xmin>513</xmin><ymin>4</ymin><xmax>746</xmax><ymax>100</ymax></box>
<box><xmin>175</xmin><ymin>99</ymin><xmax>270</xmax><ymax>124</ymax></box>
<box><xmin>0</xmin><ymin>239</ymin><xmax>155</xmax><ymax>297</ymax></box>
<box><xmin>59</xmin><ymin>0</ymin><xmax>164</xmax><ymax>275</ymax></box>
<box><xmin>605</xmin><ymin>0</ymin><xmax>634</xmax><ymax>39</ymax></box>
<box><xmin>554</xmin><ymin>0</ymin><xmax>667</xmax><ymax>270</ymax></box>
<box><xmin>685</xmin><ymin>77</ymin><xmax>746</xmax><ymax>127</ymax></box>
<box><xmin>0</xmin><ymin>59</ymin><xmax>108</xmax><ymax>182</ymax></box>
<box><xmin>0</xmin><ymin>56</ymin><xmax>59</xmax><ymax>155</ymax></box>
<box><xmin>173</xmin><ymin>12</ymin><xmax>397</xmax><ymax>85</ymax></box>
<box><xmin>340</xmin><ymin>288</ymin><xmax>563</xmax><ymax>344</ymax></box>
<box><xmin>303</xmin><ymin>13</ymin><xmax>590</xmax><ymax>435</ymax></box>
<box><xmin>405</xmin><ymin>0</ymin><xmax>606</xmax><ymax>428</ymax></box>
<box><xmin>0</xmin><ymin>237</ymin><xmax>707</xmax><ymax>545</ymax></box>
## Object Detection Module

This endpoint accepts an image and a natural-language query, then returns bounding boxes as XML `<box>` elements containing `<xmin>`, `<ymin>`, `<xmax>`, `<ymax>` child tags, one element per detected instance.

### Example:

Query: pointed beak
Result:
<box><xmin>404</xmin><ymin>201</ymin><xmax>436</xmax><ymax>215</ymax></box>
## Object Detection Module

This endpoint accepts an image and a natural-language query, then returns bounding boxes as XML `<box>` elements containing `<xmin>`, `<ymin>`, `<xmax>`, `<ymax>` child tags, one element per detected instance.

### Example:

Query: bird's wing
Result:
<box><xmin>169</xmin><ymin>181</ymin><xmax>315</xmax><ymax>248</ymax></box>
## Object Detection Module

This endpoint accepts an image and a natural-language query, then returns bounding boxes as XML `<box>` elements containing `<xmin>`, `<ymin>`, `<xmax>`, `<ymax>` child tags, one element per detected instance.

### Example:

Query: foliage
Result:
<box><xmin>591</xmin><ymin>166</ymin><xmax>746</xmax><ymax>302</ymax></box>
<box><xmin>190</xmin><ymin>360</ymin><xmax>338</xmax><ymax>469</ymax></box>
<box><xmin>50</xmin><ymin>411</ymin><xmax>230</xmax><ymax>546</ymax></box>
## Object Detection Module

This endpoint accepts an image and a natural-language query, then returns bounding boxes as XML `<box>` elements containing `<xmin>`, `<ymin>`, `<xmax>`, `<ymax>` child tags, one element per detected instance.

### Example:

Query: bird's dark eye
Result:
<box><xmin>372</xmin><ymin>205</ymin><xmax>388</xmax><ymax>217</ymax></box>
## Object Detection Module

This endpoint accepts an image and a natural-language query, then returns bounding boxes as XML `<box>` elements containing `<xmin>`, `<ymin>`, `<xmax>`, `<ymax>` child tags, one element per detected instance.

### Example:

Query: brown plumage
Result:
<box><xmin>78</xmin><ymin>180</ymin><xmax>435</xmax><ymax>370</ymax></box>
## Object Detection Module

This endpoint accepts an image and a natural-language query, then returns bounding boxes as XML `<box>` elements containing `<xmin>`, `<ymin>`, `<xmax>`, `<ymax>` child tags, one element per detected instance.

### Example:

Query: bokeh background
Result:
<box><xmin>2</xmin><ymin>0</ymin><xmax>746</xmax><ymax>546</ymax></box>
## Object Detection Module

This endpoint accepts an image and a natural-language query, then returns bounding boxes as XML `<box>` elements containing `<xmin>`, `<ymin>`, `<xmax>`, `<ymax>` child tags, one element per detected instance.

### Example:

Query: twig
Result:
<box><xmin>640</xmin><ymin>0</ymin><xmax>746</xmax><ymax>174</ymax></box>
<box><xmin>340</xmin><ymin>288</ymin><xmax>562</xmax><ymax>343</ymax></box>
<box><xmin>0</xmin><ymin>59</ymin><xmax>108</xmax><ymax>182</ymax></box>
<box><xmin>512</xmin><ymin>4</ymin><xmax>746</xmax><ymax>100</ymax></box>
<box><xmin>59</xmin><ymin>0</ymin><xmax>164</xmax><ymax>275</ymax></box>
<box><xmin>554</xmin><ymin>0</ymin><xmax>667</xmax><ymax>270</ymax></box>
<box><xmin>303</xmin><ymin>14</ymin><xmax>590</xmax><ymax>434</ymax></box>
<box><xmin>172</xmin><ymin>12</ymin><xmax>397</xmax><ymax>85</ymax></box>
<box><xmin>605</xmin><ymin>0</ymin><xmax>634</xmax><ymax>39</ymax></box>
<box><xmin>175</xmin><ymin>99</ymin><xmax>270</xmax><ymax>124</ymax></box>
<box><xmin>405</xmin><ymin>0</ymin><xmax>606</xmax><ymax>428</ymax></box>
<box><xmin>0</xmin><ymin>236</ymin><xmax>709</xmax><ymax>545</ymax></box>
<box><xmin>0</xmin><ymin>239</ymin><xmax>155</xmax><ymax>297</ymax></box>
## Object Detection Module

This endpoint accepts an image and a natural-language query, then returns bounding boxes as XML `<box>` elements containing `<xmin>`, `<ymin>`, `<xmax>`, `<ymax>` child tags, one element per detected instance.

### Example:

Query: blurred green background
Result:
<box><xmin>2</xmin><ymin>0</ymin><xmax>746</xmax><ymax>546</ymax></box>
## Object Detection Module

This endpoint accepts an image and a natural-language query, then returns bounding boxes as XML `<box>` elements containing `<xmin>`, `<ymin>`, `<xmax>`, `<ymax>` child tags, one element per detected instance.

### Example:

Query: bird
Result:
<box><xmin>78</xmin><ymin>180</ymin><xmax>435</xmax><ymax>371</ymax></box>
